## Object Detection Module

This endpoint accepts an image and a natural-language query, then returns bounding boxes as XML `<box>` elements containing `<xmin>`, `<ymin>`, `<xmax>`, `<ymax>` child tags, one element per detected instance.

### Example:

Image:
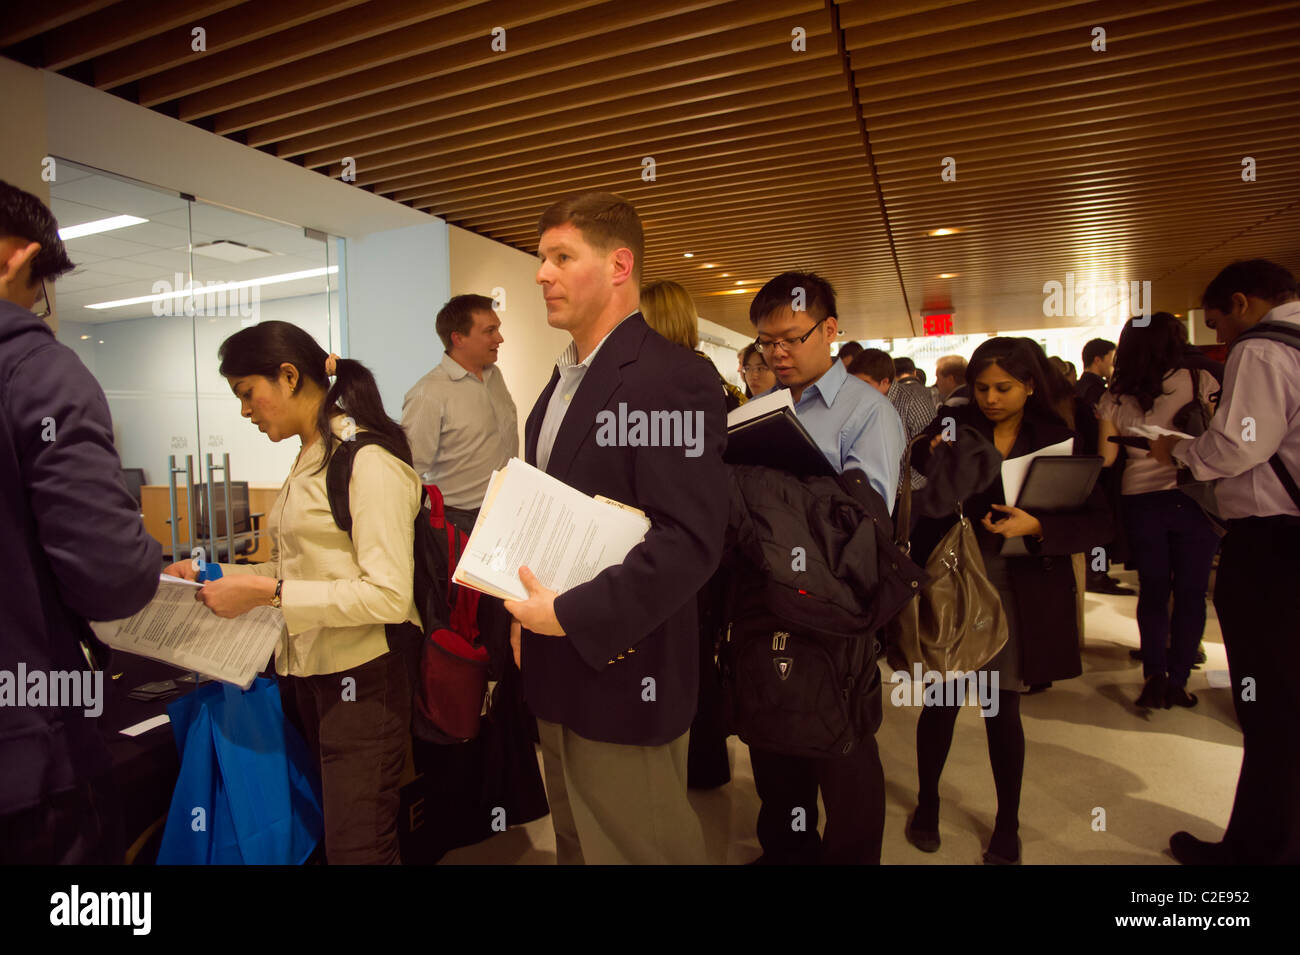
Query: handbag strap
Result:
<box><xmin>894</xmin><ymin>434</ymin><xmax>927</xmax><ymax>551</ymax></box>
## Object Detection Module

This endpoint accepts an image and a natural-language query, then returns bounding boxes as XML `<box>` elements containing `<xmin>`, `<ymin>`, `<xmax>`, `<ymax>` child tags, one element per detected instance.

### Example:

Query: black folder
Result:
<box><xmin>724</xmin><ymin>407</ymin><xmax>836</xmax><ymax>477</ymax></box>
<box><xmin>1015</xmin><ymin>455</ymin><xmax>1104</xmax><ymax>512</ymax></box>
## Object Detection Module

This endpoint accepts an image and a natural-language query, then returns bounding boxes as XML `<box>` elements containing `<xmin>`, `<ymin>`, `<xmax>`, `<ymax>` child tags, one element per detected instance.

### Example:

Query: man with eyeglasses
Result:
<box><xmin>749</xmin><ymin>272</ymin><xmax>904</xmax><ymax>502</ymax></box>
<box><xmin>0</xmin><ymin>180</ymin><xmax>162</xmax><ymax>863</ymax></box>
<box><xmin>745</xmin><ymin>271</ymin><xmax>904</xmax><ymax>865</ymax></box>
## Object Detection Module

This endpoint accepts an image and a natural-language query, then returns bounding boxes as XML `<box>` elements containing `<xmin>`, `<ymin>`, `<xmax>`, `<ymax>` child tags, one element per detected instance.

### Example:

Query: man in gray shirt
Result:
<box><xmin>402</xmin><ymin>294</ymin><xmax>518</xmax><ymax>527</ymax></box>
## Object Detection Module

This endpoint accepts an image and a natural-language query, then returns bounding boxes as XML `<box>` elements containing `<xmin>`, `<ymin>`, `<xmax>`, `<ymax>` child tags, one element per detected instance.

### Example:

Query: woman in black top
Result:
<box><xmin>905</xmin><ymin>338</ymin><xmax>1112</xmax><ymax>864</ymax></box>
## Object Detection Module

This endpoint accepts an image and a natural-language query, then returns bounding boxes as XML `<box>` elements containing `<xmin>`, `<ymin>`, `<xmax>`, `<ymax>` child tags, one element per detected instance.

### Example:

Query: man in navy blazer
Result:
<box><xmin>503</xmin><ymin>192</ymin><xmax>727</xmax><ymax>864</ymax></box>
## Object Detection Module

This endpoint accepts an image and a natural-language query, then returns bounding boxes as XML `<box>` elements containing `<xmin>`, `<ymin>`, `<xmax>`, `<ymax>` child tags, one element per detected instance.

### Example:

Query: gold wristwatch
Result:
<box><xmin>270</xmin><ymin>579</ymin><xmax>283</xmax><ymax>609</ymax></box>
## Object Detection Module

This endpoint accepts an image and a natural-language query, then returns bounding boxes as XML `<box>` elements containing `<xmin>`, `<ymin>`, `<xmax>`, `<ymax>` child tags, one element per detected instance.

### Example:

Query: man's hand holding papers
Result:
<box><xmin>503</xmin><ymin>566</ymin><xmax>565</xmax><ymax>638</ymax></box>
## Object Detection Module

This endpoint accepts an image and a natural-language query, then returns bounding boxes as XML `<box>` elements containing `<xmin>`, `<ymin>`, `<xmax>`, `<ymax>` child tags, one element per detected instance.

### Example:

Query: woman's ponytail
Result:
<box><xmin>319</xmin><ymin>357</ymin><xmax>412</xmax><ymax>470</ymax></box>
<box><xmin>219</xmin><ymin>320</ymin><xmax>411</xmax><ymax>471</ymax></box>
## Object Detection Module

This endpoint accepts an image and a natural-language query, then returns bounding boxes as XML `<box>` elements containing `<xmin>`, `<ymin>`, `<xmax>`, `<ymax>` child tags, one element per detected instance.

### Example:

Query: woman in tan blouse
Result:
<box><xmin>164</xmin><ymin>320</ymin><xmax>421</xmax><ymax>864</ymax></box>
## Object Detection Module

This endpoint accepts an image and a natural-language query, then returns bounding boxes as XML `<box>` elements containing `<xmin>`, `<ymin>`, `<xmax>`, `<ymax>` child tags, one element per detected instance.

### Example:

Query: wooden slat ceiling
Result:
<box><xmin>6</xmin><ymin>0</ymin><xmax>1298</xmax><ymax>340</ymax></box>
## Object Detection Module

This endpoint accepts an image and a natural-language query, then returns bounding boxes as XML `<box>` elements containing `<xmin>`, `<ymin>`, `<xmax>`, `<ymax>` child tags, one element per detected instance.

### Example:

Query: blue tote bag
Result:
<box><xmin>157</xmin><ymin>677</ymin><xmax>323</xmax><ymax>865</ymax></box>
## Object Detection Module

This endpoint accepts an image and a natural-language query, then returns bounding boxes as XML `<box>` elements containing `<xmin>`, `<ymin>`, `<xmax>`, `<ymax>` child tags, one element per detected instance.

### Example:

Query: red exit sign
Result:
<box><xmin>923</xmin><ymin>313</ymin><xmax>954</xmax><ymax>335</ymax></box>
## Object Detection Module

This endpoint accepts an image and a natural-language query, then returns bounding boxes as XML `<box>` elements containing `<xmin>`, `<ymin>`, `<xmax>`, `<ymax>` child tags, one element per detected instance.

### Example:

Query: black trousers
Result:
<box><xmin>279</xmin><ymin>646</ymin><xmax>414</xmax><ymax>865</ymax></box>
<box><xmin>750</xmin><ymin>735</ymin><xmax>885</xmax><ymax>864</ymax></box>
<box><xmin>1214</xmin><ymin>516</ymin><xmax>1300</xmax><ymax>864</ymax></box>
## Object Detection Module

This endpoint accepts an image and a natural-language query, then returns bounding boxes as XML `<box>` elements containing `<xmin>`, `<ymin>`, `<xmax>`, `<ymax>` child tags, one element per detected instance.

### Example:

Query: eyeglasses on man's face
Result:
<box><xmin>754</xmin><ymin>315</ymin><xmax>827</xmax><ymax>355</ymax></box>
<box><xmin>32</xmin><ymin>278</ymin><xmax>51</xmax><ymax>319</ymax></box>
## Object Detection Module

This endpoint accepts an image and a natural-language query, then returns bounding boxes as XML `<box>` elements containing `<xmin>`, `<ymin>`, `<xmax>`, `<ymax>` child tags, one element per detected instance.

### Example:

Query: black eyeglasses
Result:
<box><xmin>32</xmin><ymin>278</ymin><xmax>51</xmax><ymax>319</ymax></box>
<box><xmin>754</xmin><ymin>316</ymin><xmax>827</xmax><ymax>355</ymax></box>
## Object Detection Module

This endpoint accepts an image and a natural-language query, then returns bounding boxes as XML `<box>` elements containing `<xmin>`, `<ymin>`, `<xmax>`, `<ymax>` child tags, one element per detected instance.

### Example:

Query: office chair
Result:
<box><xmin>121</xmin><ymin>467</ymin><xmax>146</xmax><ymax>508</ymax></box>
<box><xmin>195</xmin><ymin>482</ymin><xmax>263</xmax><ymax>563</ymax></box>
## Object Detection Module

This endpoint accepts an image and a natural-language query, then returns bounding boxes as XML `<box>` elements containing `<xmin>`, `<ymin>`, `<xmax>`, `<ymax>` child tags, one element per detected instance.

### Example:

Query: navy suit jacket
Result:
<box><xmin>521</xmin><ymin>314</ymin><xmax>727</xmax><ymax>745</ymax></box>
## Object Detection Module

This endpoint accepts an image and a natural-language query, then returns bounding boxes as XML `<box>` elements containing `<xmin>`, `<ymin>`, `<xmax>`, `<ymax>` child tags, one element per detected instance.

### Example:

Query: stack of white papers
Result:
<box><xmin>453</xmin><ymin>458</ymin><xmax>651</xmax><ymax>602</ymax></box>
<box><xmin>726</xmin><ymin>388</ymin><xmax>794</xmax><ymax>429</ymax></box>
<box><xmin>90</xmin><ymin>575</ymin><xmax>282</xmax><ymax>690</ymax></box>
<box><xmin>998</xmin><ymin>438</ymin><xmax>1075</xmax><ymax>557</ymax></box>
<box><xmin>1002</xmin><ymin>437</ymin><xmax>1075</xmax><ymax>507</ymax></box>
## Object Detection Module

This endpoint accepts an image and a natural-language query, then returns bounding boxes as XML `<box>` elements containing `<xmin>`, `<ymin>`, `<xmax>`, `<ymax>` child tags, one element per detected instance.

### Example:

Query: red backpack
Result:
<box><xmin>326</xmin><ymin>434</ymin><xmax>490</xmax><ymax>743</ymax></box>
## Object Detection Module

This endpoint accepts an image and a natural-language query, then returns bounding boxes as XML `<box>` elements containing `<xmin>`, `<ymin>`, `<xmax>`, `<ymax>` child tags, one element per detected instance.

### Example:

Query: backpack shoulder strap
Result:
<box><xmin>325</xmin><ymin>432</ymin><xmax>388</xmax><ymax>537</ymax></box>
<box><xmin>1223</xmin><ymin>325</ymin><xmax>1300</xmax><ymax>510</ymax></box>
<box><xmin>1232</xmin><ymin>322</ymin><xmax>1300</xmax><ymax>352</ymax></box>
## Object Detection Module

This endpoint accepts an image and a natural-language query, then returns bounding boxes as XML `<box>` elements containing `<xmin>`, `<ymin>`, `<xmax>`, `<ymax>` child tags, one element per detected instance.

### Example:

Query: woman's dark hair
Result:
<box><xmin>218</xmin><ymin>320</ymin><xmax>411</xmax><ymax>472</ymax></box>
<box><xmin>1108</xmin><ymin>311</ymin><xmax>1187</xmax><ymax>413</ymax></box>
<box><xmin>966</xmin><ymin>336</ymin><xmax>1071</xmax><ymax>428</ymax></box>
<box><xmin>739</xmin><ymin>342</ymin><xmax>768</xmax><ymax>398</ymax></box>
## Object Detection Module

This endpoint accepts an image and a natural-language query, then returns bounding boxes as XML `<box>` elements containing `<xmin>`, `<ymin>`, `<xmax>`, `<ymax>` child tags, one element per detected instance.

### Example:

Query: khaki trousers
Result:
<box><xmin>536</xmin><ymin>718</ymin><xmax>706</xmax><ymax>865</ymax></box>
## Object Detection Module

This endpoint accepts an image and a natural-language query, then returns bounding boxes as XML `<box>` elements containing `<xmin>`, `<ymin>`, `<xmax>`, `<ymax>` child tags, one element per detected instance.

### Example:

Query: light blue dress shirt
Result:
<box><xmin>766</xmin><ymin>357</ymin><xmax>905</xmax><ymax>502</ymax></box>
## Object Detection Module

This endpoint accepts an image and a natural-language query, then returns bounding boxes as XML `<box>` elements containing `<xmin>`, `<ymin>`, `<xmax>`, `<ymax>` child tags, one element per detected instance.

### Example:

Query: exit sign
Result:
<box><xmin>923</xmin><ymin>313</ymin><xmax>954</xmax><ymax>335</ymax></box>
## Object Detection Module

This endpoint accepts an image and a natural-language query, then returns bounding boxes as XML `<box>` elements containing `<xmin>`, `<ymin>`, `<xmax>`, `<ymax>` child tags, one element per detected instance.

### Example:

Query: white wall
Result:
<box><xmin>0</xmin><ymin>56</ymin><xmax>455</xmax><ymax>478</ymax></box>
<box><xmin>0</xmin><ymin>58</ymin><xmax>56</xmax><ymax>330</ymax></box>
<box><xmin>39</xmin><ymin>67</ymin><xmax>427</xmax><ymax>240</ymax></box>
<box><xmin>448</xmin><ymin>225</ymin><xmax>570</xmax><ymax>447</ymax></box>
<box><xmin>343</xmin><ymin>221</ymin><xmax>450</xmax><ymax>418</ymax></box>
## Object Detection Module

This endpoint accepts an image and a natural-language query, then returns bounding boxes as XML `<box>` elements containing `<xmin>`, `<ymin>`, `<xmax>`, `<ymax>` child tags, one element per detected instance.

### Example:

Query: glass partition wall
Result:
<box><xmin>50</xmin><ymin>159</ymin><xmax>340</xmax><ymax>564</ymax></box>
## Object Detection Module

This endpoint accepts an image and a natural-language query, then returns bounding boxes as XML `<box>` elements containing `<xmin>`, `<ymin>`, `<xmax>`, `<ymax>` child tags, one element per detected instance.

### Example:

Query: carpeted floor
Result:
<box><xmin>441</xmin><ymin>565</ymin><xmax>1239</xmax><ymax>865</ymax></box>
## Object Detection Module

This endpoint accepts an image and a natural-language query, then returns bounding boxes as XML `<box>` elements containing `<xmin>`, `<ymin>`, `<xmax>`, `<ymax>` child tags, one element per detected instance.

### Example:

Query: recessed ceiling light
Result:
<box><xmin>97</xmin><ymin>340</ymin><xmax>104</xmax><ymax>344</ymax></box>
<box><xmin>58</xmin><ymin>215</ymin><xmax>148</xmax><ymax>240</ymax></box>
<box><xmin>927</xmin><ymin>228</ymin><xmax>959</xmax><ymax>237</ymax></box>
<box><xmin>721</xmin><ymin>273</ymin><xmax>730</xmax><ymax>278</ymax></box>
<box><xmin>192</xmin><ymin>240</ymin><xmax>274</xmax><ymax>263</ymax></box>
<box><xmin>683</xmin><ymin>252</ymin><xmax>694</xmax><ymax>258</ymax></box>
<box><xmin>79</xmin><ymin>334</ymin><xmax>90</xmax><ymax>340</ymax></box>
<box><xmin>735</xmin><ymin>280</ymin><xmax>747</xmax><ymax>285</ymax></box>
<box><xmin>701</xmin><ymin>263</ymin><xmax>715</xmax><ymax>269</ymax></box>
<box><xmin>937</xmin><ymin>272</ymin><xmax>959</xmax><ymax>279</ymax></box>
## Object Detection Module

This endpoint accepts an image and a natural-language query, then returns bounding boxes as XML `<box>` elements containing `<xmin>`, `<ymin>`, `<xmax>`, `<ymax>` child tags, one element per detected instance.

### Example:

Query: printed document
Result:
<box><xmin>90</xmin><ymin>575</ymin><xmax>281</xmax><ymax>690</ymax></box>
<box><xmin>453</xmin><ymin>458</ymin><xmax>650</xmax><ymax>602</ymax></box>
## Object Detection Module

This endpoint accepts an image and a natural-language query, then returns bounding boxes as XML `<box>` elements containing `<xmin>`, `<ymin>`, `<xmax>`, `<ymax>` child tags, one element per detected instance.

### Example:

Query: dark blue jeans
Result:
<box><xmin>1122</xmin><ymin>490</ymin><xmax>1220</xmax><ymax>686</ymax></box>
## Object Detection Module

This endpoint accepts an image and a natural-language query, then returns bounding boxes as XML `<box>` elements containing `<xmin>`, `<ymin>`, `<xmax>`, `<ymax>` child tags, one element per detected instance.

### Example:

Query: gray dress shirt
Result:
<box><xmin>401</xmin><ymin>352</ymin><xmax>518</xmax><ymax>510</ymax></box>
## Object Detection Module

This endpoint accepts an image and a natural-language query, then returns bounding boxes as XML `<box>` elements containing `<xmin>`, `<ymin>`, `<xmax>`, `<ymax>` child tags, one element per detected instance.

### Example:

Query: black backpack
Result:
<box><xmin>325</xmin><ymin>433</ymin><xmax>491</xmax><ymax>744</ymax></box>
<box><xmin>717</xmin><ymin>468</ymin><xmax>923</xmax><ymax>758</ymax></box>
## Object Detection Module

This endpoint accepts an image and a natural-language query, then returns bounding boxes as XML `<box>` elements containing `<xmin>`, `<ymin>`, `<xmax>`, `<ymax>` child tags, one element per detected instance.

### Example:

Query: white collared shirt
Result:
<box><xmin>536</xmin><ymin>313</ymin><xmax>635</xmax><ymax>472</ymax></box>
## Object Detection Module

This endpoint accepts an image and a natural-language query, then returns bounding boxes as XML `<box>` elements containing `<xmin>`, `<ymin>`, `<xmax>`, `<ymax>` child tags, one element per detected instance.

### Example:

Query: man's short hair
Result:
<box><xmin>1081</xmin><ymin>338</ymin><xmax>1116</xmax><ymax>368</ymax></box>
<box><xmin>537</xmin><ymin>191</ymin><xmax>644</xmax><ymax>284</ymax></box>
<box><xmin>936</xmin><ymin>355</ymin><xmax>967</xmax><ymax>381</ymax></box>
<box><xmin>748</xmin><ymin>271</ymin><xmax>837</xmax><ymax>326</ymax></box>
<box><xmin>1201</xmin><ymin>259</ymin><xmax>1298</xmax><ymax>313</ymax></box>
<box><xmin>837</xmin><ymin>340</ymin><xmax>864</xmax><ymax>362</ymax></box>
<box><xmin>914</xmin><ymin>368</ymin><xmax>927</xmax><ymax>385</ymax></box>
<box><xmin>436</xmin><ymin>293</ymin><xmax>496</xmax><ymax>352</ymax></box>
<box><xmin>848</xmin><ymin>348</ymin><xmax>894</xmax><ymax>382</ymax></box>
<box><xmin>892</xmin><ymin>356</ymin><xmax>917</xmax><ymax>377</ymax></box>
<box><xmin>0</xmin><ymin>180</ymin><xmax>75</xmax><ymax>283</ymax></box>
